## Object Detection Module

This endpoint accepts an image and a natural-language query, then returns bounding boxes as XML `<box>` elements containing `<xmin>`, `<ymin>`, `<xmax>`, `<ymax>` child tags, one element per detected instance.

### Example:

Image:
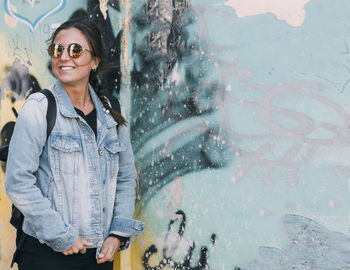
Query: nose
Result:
<box><xmin>60</xmin><ymin>48</ymin><xmax>70</xmax><ymax>60</ymax></box>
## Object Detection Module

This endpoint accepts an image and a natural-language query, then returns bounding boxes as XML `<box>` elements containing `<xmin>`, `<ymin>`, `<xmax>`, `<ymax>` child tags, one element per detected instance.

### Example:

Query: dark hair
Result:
<box><xmin>48</xmin><ymin>19</ymin><xmax>127</xmax><ymax>126</ymax></box>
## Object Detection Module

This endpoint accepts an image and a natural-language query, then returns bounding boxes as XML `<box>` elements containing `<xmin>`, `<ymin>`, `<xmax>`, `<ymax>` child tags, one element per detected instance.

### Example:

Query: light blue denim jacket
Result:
<box><xmin>5</xmin><ymin>80</ymin><xmax>143</xmax><ymax>254</ymax></box>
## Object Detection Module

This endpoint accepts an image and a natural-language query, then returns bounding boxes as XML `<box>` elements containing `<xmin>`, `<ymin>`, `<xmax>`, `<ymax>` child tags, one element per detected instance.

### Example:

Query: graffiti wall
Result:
<box><xmin>130</xmin><ymin>0</ymin><xmax>350</xmax><ymax>269</ymax></box>
<box><xmin>1</xmin><ymin>0</ymin><xmax>350</xmax><ymax>270</ymax></box>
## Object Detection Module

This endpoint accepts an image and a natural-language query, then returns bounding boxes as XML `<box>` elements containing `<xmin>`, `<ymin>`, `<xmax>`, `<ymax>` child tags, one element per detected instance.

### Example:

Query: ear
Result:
<box><xmin>92</xmin><ymin>57</ymin><xmax>101</xmax><ymax>70</ymax></box>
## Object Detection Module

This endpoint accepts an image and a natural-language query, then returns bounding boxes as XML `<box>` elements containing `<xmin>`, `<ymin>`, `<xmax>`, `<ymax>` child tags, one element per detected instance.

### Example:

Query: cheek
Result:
<box><xmin>75</xmin><ymin>58</ymin><xmax>93</xmax><ymax>68</ymax></box>
<box><xmin>51</xmin><ymin>59</ymin><xmax>59</xmax><ymax>71</ymax></box>
<box><xmin>51</xmin><ymin>61</ymin><xmax>59</xmax><ymax>77</ymax></box>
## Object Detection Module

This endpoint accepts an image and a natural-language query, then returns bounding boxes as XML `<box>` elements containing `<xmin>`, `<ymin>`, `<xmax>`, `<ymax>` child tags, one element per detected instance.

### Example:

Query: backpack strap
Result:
<box><xmin>0</xmin><ymin>89</ymin><xmax>56</xmax><ymax>162</ymax></box>
<box><xmin>41</xmin><ymin>89</ymin><xmax>57</xmax><ymax>139</ymax></box>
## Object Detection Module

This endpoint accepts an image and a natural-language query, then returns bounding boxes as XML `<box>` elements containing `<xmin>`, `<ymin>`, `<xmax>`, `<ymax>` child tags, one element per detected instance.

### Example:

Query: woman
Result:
<box><xmin>5</xmin><ymin>19</ymin><xmax>143</xmax><ymax>270</ymax></box>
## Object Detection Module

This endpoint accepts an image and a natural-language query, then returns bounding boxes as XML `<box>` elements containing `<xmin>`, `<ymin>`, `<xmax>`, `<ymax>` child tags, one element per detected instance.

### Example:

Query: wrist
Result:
<box><xmin>109</xmin><ymin>234</ymin><xmax>130</xmax><ymax>249</ymax></box>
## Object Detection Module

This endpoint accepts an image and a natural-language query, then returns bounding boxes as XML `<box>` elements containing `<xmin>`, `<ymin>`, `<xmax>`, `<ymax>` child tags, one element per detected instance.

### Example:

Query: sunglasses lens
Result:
<box><xmin>48</xmin><ymin>44</ymin><xmax>63</xmax><ymax>58</ymax></box>
<box><xmin>69</xmin><ymin>43</ymin><xmax>83</xmax><ymax>58</ymax></box>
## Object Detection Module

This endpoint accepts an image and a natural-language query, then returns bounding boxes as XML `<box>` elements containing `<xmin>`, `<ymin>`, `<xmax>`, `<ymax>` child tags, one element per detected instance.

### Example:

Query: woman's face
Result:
<box><xmin>51</xmin><ymin>27</ymin><xmax>100</xmax><ymax>88</ymax></box>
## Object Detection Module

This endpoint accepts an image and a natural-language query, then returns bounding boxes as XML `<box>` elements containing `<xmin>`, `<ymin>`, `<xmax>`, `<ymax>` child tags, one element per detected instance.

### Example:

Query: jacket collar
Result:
<box><xmin>52</xmin><ymin>80</ymin><xmax>117</xmax><ymax>129</ymax></box>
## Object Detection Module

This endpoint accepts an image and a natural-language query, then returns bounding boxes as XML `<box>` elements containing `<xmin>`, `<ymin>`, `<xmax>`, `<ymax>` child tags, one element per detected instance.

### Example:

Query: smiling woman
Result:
<box><xmin>4</xmin><ymin>19</ymin><xmax>143</xmax><ymax>270</ymax></box>
<box><xmin>50</xmin><ymin>28</ymin><xmax>99</xmax><ymax>105</ymax></box>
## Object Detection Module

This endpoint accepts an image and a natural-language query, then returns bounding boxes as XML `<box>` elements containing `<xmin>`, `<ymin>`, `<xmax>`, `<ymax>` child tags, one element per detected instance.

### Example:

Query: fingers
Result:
<box><xmin>62</xmin><ymin>247</ymin><xmax>79</xmax><ymax>255</ymax></box>
<box><xmin>62</xmin><ymin>237</ymin><xmax>93</xmax><ymax>256</ymax></box>
<box><xmin>97</xmin><ymin>245</ymin><xmax>116</xmax><ymax>263</ymax></box>
<box><xmin>97</xmin><ymin>248</ymin><xmax>108</xmax><ymax>263</ymax></box>
<box><xmin>82</xmin><ymin>239</ymin><xmax>93</xmax><ymax>247</ymax></box>
<box><xmin>97</xmin><ymin>251</ymin><xmax>115</xmax><ymax>263</ymax></box>
<box><xmin>96</xmin><ymin>236</ymin><xmax>121</xmax><ymax>263</ymax></box>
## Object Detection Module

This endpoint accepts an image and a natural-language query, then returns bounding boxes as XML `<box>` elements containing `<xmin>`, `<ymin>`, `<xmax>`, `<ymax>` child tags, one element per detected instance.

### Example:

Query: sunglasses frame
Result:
<box><xmin>48</xmin><ymin>43</ymin><xmax>92</xmax><ymax>59</ymax></box>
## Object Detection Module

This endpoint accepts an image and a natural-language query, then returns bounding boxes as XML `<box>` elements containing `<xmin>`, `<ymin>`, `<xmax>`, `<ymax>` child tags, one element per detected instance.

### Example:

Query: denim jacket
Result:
<box><xmin>5</xmin><ymin>80</ymin><xmax>143</xmax><ymax>254</ymax></box>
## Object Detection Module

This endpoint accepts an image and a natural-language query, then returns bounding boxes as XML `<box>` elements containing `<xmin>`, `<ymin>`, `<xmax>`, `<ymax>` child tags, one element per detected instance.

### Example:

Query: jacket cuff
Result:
<box><xmin>45</xmin><ymin>226</ymin><xmax>79</xmax><ymax>252</ymax></box>
<box><xmin>109</xmin><ymin>216</ymin><xmax>144</xmax><ymax>250</ymax></box>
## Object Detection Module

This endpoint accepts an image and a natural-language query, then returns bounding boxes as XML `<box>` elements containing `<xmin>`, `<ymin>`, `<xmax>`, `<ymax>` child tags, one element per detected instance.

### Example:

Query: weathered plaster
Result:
<box><xmin>225</xmin><ymin>0</ymin><xmax>312</xmax><ymax>27</ymax></box>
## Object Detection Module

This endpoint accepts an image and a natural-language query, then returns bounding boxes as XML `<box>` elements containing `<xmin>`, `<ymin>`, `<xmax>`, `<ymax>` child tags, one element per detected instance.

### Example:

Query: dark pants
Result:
<box><xmin>16</xmin><ymin>235</ymin><xmax>113</xmax><ymax>270</ymax></box>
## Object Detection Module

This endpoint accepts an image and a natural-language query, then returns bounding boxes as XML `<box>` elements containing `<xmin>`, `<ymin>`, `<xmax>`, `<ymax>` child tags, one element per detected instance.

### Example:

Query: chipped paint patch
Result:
<box><xmin>99</xmin><ymin>0</ymin><xmax>108</xmax><ymax>20</ymax></box>
<box><xmin>224</xmin><ymin>0</ymin><xmax>312</xmax><ymax>27</ymax></box>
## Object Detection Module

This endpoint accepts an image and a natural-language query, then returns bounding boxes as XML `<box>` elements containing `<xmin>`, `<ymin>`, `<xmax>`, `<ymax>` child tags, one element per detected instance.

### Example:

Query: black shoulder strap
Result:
<box><xmin>0</xmin><ymin>89</ymin><xmax>56</xmax><ymax>162</ymax></box>
<box><xmin>41</xmin><ymin>89</ymin><xmax>57</xmax><ymax>139</ymax></box>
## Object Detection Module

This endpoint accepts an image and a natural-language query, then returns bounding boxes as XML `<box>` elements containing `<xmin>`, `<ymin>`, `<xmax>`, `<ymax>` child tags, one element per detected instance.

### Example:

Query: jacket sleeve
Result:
<box><xmin>108</xmin><ymin>106</ymin><xmax>143</xmax><ymax>249</ymax></box>
<box><xmin>5</xmin><ymin>94</ymin><xmax>78</xmax><ymax>252</ymax></box>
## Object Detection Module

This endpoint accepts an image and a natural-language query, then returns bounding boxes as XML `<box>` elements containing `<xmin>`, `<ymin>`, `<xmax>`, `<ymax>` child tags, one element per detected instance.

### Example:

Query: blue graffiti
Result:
<box><xmin>4</xmin><ymin>0</ymin><xmax>66</xmax><ymax>31</ymax></box>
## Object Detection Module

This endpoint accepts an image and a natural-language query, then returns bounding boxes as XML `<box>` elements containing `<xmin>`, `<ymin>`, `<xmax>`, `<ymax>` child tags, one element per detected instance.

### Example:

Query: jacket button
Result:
<box><xmin>99</xmin><ymin>150</ymin><xmax>104</xmax><ymax>156</ymax></box>
<box><xmin>103</xmin><ymin>180</ymin><xmax>106</xmax><ymax>185</ymax></box>
<box><xmin>103</xmin><ymin>207</ymin><xmax>106</xmax><ymax>213</ymax></box>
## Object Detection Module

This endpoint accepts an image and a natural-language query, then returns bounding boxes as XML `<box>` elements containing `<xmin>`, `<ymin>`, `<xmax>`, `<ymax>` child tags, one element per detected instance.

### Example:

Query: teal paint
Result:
<box><xmin>131</xmin><ymin>0</ymin><xmax>350</xmax><ymax>269</ymax></box>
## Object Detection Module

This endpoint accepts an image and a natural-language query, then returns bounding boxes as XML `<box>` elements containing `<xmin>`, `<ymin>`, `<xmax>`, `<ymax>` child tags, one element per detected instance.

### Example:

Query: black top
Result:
<box><xmin>75</xmin><ymin>107</ymin><xmax>97</xmax><ymax>138</ymax></box>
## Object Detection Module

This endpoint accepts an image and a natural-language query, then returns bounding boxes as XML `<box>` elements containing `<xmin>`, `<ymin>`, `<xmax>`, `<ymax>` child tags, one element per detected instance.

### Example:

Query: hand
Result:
<box><xmin>62</xmin><ymin>236</ymin><xmax>93</xmax><ymax>255</ymax></box>
<box><xmin>97</xmin><ymin>236</ymin><xmax>121</xmax><ymax>264</ymax></box>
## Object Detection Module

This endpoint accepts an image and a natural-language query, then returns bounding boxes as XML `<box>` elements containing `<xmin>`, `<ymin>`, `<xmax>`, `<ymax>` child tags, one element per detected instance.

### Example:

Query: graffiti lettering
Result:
<box><xmin>4</xmin><ymin>24</ymin><xmax>51</xmax><ymax>67</ymax></box>
<box><xmin>143</xmin><ymin>210</ymin><xmax>215</xmax><ymax>270</ymax></box>
<box><xmin>5</xmin><ymin>33</ymin><xmax>33</xmax><ymax>66</ymax></box>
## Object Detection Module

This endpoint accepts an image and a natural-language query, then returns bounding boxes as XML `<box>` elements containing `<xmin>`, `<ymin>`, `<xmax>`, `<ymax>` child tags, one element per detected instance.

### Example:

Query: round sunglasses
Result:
<box><xmin>47</xmin><ymin>43</ymin><xmax>92</xmax><ymax>58</ymax></box>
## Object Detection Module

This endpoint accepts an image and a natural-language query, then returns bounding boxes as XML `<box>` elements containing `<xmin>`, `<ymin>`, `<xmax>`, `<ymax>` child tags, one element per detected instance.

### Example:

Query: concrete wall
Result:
<box><xmin>1</xmin><ymin>0</ymin><xmax>350</xmax><ymax>269</ymax></box>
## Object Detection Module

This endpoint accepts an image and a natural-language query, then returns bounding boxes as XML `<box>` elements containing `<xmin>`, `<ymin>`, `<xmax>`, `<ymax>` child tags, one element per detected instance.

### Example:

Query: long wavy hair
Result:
<box><xmin>48</xmin><ymin>19</ymin><xmax>127</xmax><ymax>126</ymax></box>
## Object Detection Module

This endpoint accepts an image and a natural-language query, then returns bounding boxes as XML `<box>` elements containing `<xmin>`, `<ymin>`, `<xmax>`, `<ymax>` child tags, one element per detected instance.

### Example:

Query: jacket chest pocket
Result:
<box><xmin>51</xmin><ymin>135</ymin><xmax>82</xmax><ymax>175</ymax></box>
<box><xmin>104</xmin><ymin>139</ymin><xmax>125</xmax><ymax>179</ymax></box>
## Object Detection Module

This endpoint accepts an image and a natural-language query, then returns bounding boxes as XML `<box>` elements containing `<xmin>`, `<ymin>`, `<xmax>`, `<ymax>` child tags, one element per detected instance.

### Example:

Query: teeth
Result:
<box><xmin>61</xmin><ymin>66</ymin><xmax>74</xmax><ymax>70</ymax></box>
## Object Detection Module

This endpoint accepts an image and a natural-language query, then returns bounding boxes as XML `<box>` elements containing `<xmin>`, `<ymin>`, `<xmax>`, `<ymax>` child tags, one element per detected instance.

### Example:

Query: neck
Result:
<box><xmin>62</xmin><ymin>83</ymin><xmax>94</xmax><ymax>114</ymax></box>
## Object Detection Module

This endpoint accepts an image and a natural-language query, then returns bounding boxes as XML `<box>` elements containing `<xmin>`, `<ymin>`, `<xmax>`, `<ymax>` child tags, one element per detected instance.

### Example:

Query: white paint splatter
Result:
<box><xmin>224</xmin><ymin>0</ymin><xmax>312</xmax><ymax>27</ymax></box>
<box><xmin>329</xmin><ymin>200</ymin><xmax>340</xmax><ymax>208</ymax></box>
<box><xmin>51</xmin><ymin>23</ymin><xmax>61</xmax><ymax>29</ymax></box>
<box><xmin>171</xmin><ymin>177</ymin><xmax>183</xmax><ymax>209</ymax></box>
<box><xmin>226</xmin><ymin>84</ymin><xmax>232</xmax><ymax>91</ymax></box>
<box><xmin>167</xmin><ymin>202</ymin><xmax>178</xmax><ymax>220</ymax></box>
<box><xmin>156</xmin><ymin>232</ymin><xmax>192</xmax><ymax>259</ymax></box>
<box><xmin>170</xmin><ymin>62</ymin><xmax>183</xmax><ymax>86</ymax></box>
<box><xmin>99</xmin><ymin>0</ymin><xmax>108</xmax><ymax>20</ymax></box>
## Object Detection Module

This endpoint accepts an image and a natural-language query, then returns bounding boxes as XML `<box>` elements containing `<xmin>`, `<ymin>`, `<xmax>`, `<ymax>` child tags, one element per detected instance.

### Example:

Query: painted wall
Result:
<box><xmin>1</xmin><ymin>0</ymin><xmax>350</xmax><ymax>270</ymax></box>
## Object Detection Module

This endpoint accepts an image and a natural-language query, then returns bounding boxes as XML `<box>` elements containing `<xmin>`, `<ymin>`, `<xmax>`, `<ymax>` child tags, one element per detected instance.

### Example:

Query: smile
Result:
<box><xmin>60</xmin><ymin>66</ymin><xmax>75</xmax><ymax>71</ymax></box>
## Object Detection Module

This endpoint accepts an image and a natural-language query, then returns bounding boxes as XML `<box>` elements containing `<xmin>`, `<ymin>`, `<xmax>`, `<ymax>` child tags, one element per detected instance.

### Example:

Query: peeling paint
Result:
<box><xmin>224</xmin><ymin>0</ymin><xmax>312</xmax><ymax>27</ymax></box>
<box><xmin>99</xmin><ymin>0</ymin><xmax>108</xmax><ymax>20</ymax></box>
